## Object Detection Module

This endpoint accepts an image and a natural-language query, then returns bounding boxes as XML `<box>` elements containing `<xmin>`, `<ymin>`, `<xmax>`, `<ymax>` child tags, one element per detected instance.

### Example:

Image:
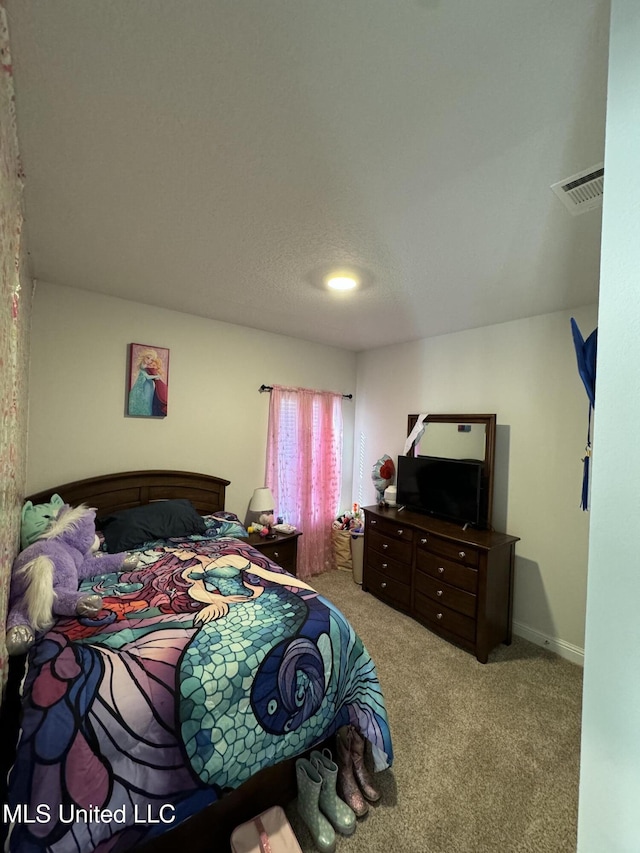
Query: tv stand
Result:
<box><xmin>362</xmin><ymin>505</ymin><xmax>519</xmax><ymax>663</ymax></box>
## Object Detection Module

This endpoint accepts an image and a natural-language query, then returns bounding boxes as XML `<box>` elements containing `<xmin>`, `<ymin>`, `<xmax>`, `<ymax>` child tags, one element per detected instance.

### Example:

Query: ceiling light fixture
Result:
<box><xmin>325</xmin><ymin>273</ymin><xmax>360</xmax><ymax>291</ymax></box>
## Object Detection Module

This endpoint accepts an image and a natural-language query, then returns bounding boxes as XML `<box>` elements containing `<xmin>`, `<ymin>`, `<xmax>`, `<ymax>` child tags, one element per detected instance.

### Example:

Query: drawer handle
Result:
<box><xmin>436</xmin><ymin>589</ymin><xmax>443</xmax><ymax>597</ymax></box>
<box><xmin>438</xmin><ymin>566</ymin><xmax>445</xmax><ymax>574</ymax></box>
<box><xmin>458</xmin><ymin>550</ymin><xmax>466</xmax><ymax>559</ymax></box>
<box><xmin>381</xmin><ymin>582</ymin><xmax>387</xmax><ymax>589</ymax></box>
<box><xmin>273</xmin><ymin>551</ymin><xmax>279</xmax><ymax>559</ymax></box>
<box><xmin>420</xmin><ymin>537</ymin><xmax>428</xmax><ymax>544</ymax></box>
<box><xmin>382</xmin><ymin>563</ymin><xmax>388</xmax><ymax>569</ymax></box>
<box><xmin>382</xmin><ymin>543</ymin><xmax>388</xmax><ymax>549</ymax></box>
<box><xmin>397</xmin><ymin>529</ymin><xmax>404</xmax><ymax>536</ymax></box>
<box><xmin>436</xmin><ymin>612</ymin><xmax>443</xmax><ymax>620</ymax></box>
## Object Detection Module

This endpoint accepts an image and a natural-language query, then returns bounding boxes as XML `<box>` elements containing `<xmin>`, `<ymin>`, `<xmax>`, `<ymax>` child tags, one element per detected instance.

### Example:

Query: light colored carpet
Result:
<box><xmin>286</xmin><ymin>569</ymin><xmax>583</xmax><ymax>853</ymax></box>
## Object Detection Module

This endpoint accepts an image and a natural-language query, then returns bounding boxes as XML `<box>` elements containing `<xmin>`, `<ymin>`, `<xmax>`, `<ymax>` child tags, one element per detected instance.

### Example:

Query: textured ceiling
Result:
<box><xmin>6</xmin><ymin>0</ymin><xmax>610</xmax><ymax>351</ymax></box>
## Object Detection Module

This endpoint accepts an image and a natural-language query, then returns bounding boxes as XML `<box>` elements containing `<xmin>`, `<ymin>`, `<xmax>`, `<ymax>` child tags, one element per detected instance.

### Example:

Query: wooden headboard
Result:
<box><xmin>26</xmin><ymin>469</ymin><xmax>230</xmax><ymax>517</ymax></box>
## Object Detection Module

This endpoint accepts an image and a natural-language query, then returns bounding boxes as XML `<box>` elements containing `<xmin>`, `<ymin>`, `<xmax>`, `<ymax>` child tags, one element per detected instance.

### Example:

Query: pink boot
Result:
<box><xmin>335</xmin><ymin>727</ymin><xmax>368</xmax><ymax>817</ymax></box>
<box><xmin>349</xmin><ymin>726</ymin><xmax>381</xmax><ymax>803</ymax></box>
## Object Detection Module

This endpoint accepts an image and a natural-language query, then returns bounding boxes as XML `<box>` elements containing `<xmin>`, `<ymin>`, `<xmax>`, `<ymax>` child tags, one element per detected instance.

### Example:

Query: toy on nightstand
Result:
<box><xmin>6</xmin><ymin>502</ymin><xmax>138</xmax><ymax>656</ymax></box>
<box><xmin>248</xmin><ymin>512</ymin><xmax>276</xmax><ymax>537</ymax></box>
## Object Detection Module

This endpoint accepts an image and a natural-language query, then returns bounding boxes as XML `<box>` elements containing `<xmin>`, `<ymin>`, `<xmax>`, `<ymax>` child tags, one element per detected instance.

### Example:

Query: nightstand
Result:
<box><xmin>246</xmin><ymin>530</ymin><xmax>302</xmax><ymax>576</ymax></box>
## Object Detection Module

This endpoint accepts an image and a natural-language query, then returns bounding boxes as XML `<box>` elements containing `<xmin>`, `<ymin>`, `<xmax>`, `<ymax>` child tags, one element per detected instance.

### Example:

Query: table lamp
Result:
<box><xmin>249</xmin><ymin>487</ymin><xmax>275</xmax><ymax>529</ymax></box>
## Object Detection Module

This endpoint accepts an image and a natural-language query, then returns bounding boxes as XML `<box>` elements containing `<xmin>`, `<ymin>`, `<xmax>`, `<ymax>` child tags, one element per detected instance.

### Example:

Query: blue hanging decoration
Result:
<box><xmin>581</xmin><ymin>411</ymin><xmax>592</xmax><ymax>511</ymax></box>
<box><xmin>570</xmin><ymin>318</ymin><xmax>597</xmax><ymax>510</ymax></box>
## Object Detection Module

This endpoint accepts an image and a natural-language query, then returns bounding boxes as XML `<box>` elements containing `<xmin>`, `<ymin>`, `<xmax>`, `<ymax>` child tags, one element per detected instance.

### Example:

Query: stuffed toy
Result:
<box><xmin>248</xmin><ymin>512</ymin><xmax>275</xmax><ymax>537</ymax></box>
<box><xmin>6</xmin><ymin>503</ymin><xmax>138</xmax><ymax>656</ymax></box>
<box><xmin>20</xmin><ymin>492</ymin><xmax>65</xmax><ymax>550</ymax></box>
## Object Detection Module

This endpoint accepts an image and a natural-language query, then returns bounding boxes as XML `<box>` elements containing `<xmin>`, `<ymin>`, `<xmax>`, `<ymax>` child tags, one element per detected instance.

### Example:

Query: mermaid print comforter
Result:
<box><xmin>5</xmin><ymin>536</ymin><xmax>393</xmax><ymax>852</ymax></box>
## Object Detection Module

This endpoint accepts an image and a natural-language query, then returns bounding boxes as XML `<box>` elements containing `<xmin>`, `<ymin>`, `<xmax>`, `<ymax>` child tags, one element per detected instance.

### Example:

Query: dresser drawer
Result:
<box><xmin>417</xmin><ymin>534</ymin><xmax>479</xmax><ymax>568</ymax></box>
<box><xmin>258</xmin><ymin>538</ymin><xmax>297</xmax><ymax>573</ymax></box>
<box><xmin>414</xmin><ymin>571</ymin><xmax>476</xmax><ymax>618</ymax></box>
<box><xmin>416</xmin><ymin>551</ymin><xmax>478</xmax><ymax>593</ymax></box>
<box><xmin>366</xmin><ymin>565</ymin><xmax>411</xmax><ymax>610</ymax></box>
<box><xmin>367</xmin><ymin>516</ymin><xmax>414</xmax><ymax>544</ymax></box>
<box><xmin>367</xmin><ymin>550</ymin><xmax>411</xmax><ymax>585</ymax></box>
<box><xmin>368</xmin><ymin>530</ymin><xmax>412</xmax><ymax>564</ymax></box>
<box><xmin>414</xmin><ymin>592</ymin><xmax>476</xmax><ymax>643</ymax></box>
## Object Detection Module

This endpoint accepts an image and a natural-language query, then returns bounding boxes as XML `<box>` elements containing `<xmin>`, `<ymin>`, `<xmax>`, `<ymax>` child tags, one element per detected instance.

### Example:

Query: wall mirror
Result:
<box><xmin>406</xmin><ymin>413</ymin><xmax>497</xmax><ymax>529</ymax></box>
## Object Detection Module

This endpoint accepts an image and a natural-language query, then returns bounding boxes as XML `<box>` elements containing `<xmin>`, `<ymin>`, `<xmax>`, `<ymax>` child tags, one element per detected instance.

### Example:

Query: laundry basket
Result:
<box><xmin>332</xmin><ymin>505</ymin><xmax>364</xmax><ymax>576</ymax></box>
<box><xmin>331</xmin><ymin>528</ymin><xmax>353</xmax><ymax>572</ymax></box>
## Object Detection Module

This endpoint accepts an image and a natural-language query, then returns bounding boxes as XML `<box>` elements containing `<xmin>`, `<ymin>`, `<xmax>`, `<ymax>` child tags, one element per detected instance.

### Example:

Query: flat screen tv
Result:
<box><xmin>396</xmin><ymin>454</ymin><xmax>484</xmax><ymax>527</ymax></box>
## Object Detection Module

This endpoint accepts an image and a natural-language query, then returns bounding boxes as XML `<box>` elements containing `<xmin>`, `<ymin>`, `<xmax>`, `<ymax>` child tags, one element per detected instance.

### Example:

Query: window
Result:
<box><xmin>265</xmin><ymin>386</ymin><xmax>343</xmax><ymax>578</ymax></box>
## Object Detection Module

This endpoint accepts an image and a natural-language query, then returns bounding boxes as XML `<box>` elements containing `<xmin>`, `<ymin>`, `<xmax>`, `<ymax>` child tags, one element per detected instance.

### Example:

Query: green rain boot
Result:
<box><xmin>310</xmin><ymin>749</ymin><xmax>357</xmax><ymax>836</ymax></box>
<box><xmin>296</xmin><ymin>758</ymin><xmax>336</xmax><ymax>853</ymax></box>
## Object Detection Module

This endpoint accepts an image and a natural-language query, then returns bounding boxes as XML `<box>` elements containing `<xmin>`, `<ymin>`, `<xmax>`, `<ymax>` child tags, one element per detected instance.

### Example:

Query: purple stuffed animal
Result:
<box><xmin>6</xmin><ymin>503</ymin><xmax>138</xmax><ymax>655</ymax></box>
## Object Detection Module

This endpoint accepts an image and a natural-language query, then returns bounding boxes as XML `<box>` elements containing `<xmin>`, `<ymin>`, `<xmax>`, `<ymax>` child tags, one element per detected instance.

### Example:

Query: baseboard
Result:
<box><xmin>512</xmin><ymin>621</ymin><xmax>584</xmax><ymax>666</ymax></box>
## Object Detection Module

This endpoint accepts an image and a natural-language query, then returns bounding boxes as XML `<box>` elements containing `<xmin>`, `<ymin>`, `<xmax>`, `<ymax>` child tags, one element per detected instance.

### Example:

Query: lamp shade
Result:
<box><xmin>249</xmin><ymin>487</ymin><xmax>275</xmax><ymax>513</ymax></box>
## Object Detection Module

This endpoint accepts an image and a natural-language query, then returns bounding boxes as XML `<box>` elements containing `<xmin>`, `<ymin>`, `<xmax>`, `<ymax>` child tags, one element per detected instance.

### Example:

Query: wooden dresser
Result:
<box><xmin>362</xmin><ymin>505</ymin><xmax>519</xmax><ymax>663</ymax></box>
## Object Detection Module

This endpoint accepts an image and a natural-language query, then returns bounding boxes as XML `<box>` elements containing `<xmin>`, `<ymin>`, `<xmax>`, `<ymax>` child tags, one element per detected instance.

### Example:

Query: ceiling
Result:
<box><xmin>5</xmin><ymin>0</ymin><xmax>610</xmax><ymax>352</ymax></box>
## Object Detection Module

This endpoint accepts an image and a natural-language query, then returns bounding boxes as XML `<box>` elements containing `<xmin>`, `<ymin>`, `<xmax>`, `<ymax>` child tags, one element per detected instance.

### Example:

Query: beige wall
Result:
<box><xmin>353</xmin><ymin>304</ymin><xmax>597</xmax><ymax>662</ymax></box>
<box><xmin>27</xmin><ymin>282</ymin><xmax>356</xmax><ymax>521</ymax></box>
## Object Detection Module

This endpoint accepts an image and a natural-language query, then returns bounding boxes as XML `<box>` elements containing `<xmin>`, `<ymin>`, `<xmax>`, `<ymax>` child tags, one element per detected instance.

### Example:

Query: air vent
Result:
<box><xmin>551</xmin><ymin>163</ymin><xmax>604</xmax><ymax>215</ymax></box>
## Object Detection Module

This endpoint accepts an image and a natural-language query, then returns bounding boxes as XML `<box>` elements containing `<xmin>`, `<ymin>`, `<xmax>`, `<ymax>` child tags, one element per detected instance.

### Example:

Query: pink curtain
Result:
<box><xmin>265</xmin><ymin>385</ymin><xmax>343</xmax><ymax>579</ymax></box>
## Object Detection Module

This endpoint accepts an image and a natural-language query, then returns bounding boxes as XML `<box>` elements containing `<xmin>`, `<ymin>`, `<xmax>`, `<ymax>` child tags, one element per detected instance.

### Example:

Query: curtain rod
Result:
<box><xmin>259</xmin><ymin>384</ymin><xmax>353</xmax><ymax>400</ymax></box>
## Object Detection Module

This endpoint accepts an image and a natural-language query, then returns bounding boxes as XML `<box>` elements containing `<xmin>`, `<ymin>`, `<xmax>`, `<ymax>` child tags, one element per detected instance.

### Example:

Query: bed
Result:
<box><xmin>2</xmin><ymin>470</ymin><xmax>393</xmax><ymax>853</ymax></box>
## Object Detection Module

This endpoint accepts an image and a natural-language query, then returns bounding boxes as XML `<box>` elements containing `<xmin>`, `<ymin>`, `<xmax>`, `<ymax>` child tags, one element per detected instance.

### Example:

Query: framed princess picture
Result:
<box><xmin>126</xmin><ymin>343</ymin><xmax>170</xmax><ymax>418</ymax></box>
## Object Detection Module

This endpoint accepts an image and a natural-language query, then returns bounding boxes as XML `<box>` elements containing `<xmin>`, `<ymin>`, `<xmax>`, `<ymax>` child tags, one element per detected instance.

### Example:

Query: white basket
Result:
<box><xmin>351</xmin><ymin>532</ymin><xmax>364</xmax><ymax>584</ymax></box>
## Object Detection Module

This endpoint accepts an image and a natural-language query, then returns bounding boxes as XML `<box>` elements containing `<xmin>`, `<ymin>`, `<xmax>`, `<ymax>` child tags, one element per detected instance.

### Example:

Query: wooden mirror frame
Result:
<box><xmin>407</xmin><ymin>413</ymin><xmax>497</xmax><ymax>529</ymax></box>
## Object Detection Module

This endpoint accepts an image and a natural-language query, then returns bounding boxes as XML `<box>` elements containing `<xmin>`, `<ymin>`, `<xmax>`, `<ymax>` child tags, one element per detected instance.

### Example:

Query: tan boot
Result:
<box><xmin>335</xmin><ymin>727</ymin><xmax>368</xmax><ymax>817</ymax></box>
<box><xmin>349</xmin><ymin>725</ymin><xmax>381</xmax><ymax>803</ymax></box>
